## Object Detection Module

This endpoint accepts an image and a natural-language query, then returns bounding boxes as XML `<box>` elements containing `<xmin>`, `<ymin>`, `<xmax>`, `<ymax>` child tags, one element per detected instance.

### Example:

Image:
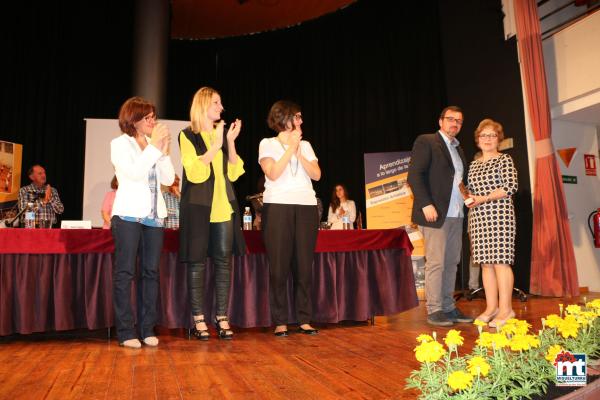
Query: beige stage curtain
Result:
<box><xmin>514</xmin><ymin>0</ymin><xmax>579</xmax><ymax>297</ymax></box>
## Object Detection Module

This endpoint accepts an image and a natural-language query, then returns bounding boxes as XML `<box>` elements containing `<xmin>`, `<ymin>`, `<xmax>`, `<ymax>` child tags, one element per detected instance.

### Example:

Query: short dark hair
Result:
<box><xmin>267</xmin><ymin>100</ymin><xmax>301</xmax><ymax>132</ymax></box>
<box><xmin>118</xmin><ymin>96</ymin><xmax>156</xmax><ymax>136</ymax></box>
<box><xmin>110</xmin><ymin>175</ymin><xmax>118</xmax><ymax>190</ymax></box>
<box><xmin>439</xmin><ymin>106</ymin><xmax>463</xmax><ymax>119</ymax></box>
<box><xmin>27</xmin><ymin>164</ymin><xmax>43</xmax><ymax>177</ymax></box>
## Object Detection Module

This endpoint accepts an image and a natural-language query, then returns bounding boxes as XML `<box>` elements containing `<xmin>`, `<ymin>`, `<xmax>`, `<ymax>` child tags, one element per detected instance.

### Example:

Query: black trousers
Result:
<box><xmin>187</xmin><ymin>220</ymin><xmax>233</xmax><ymax>317</ymax></box>
<box><xmin>262</xmin><ymin>203</ymin><xmax>319</xmax><ymax>325</ymax></box>
<box><xmin>111</xmin><ymin>216</ymin><xmax>163</xmax><ymax>342</ymax></box>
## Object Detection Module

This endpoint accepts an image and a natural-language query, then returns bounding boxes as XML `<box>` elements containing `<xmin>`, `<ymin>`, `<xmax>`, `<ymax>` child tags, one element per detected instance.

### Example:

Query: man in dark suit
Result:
<box><xmin>407</xmin><ymin>106</ymin><xmax>473</xmax><ymax>326</ymax></box>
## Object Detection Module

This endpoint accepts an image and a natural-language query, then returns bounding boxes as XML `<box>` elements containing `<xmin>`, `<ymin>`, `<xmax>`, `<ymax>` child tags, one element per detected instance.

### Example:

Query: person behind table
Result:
<box><xmin>110</xmin><ymin>96</ymin><xmax>174</xmax><ymax>349</ymax></box>
<box><xmin>259</xmin><ymin>100</ymin><xmax>321</xmax><ymax>337</ymax></box>
<box><xmin>466</xmin><ymin>119</ymin><xmax>518</xmax><ymax>328</ymax></box>
<box><xmin>327</xmin><ymin>183</ymin><xmax>356</xmax><ymax>230</ymax></box>
<box><xmin>406</xmin><ymin>106</ymin><xmax>473</xmax><ymax>327</ymax></box>
<box><xmin>161</xmin><ymin>174</ymin><xmax>180</xmax><ymax>229</ymax></box>
<box><xmin>179</xmin><ymin>86</ymin><xmax>245</xmax><ymax>340</ymax></box>
<box><xmin>101</xmin><ymin>175</ymin><xmax>118</xmax><ymax>229</ymax></box>
<box><xmin>18</xmin><ymin>164</ymin><xmax>64</xmax><ymax>227</ymax></box>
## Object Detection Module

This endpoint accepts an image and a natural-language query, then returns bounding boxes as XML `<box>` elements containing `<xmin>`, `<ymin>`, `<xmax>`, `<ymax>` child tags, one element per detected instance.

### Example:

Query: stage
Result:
<box><xmin>0</xmin><ymin>295</ymin><xmax>598</xmax><ymax>399</ymax></box>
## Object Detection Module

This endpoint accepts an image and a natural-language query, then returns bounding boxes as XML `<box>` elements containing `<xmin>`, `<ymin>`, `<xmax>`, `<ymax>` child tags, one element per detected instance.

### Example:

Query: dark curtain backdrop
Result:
<box><xmin>2</xmin><ymin>0</ymin><xmax>532</xmax><ymax>292</ymax></box>
<box><xmin>438</xmin><ymin>0</ymin><xmax>533</xmax><ymax>292</ymax></box>
<box><xmin>0</xmin><ymin>1</ymin><xmax>135</xmax><ymax>220</ymax></box>
<box><xmin>165</xmin><ymin>0</ymin><xmax>447</xmax><ymax>221</ymax></box>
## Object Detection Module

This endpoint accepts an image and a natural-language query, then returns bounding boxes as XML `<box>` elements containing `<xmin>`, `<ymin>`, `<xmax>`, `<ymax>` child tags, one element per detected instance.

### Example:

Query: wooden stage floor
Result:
<box><xmin>1</xmin><ymin>293</ymin><xmax>598</xmax><ymax>399</ymax></box>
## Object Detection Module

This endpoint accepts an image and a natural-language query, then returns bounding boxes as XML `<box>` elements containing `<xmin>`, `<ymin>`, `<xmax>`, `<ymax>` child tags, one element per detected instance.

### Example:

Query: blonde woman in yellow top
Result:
<box><xmin>179</xmin><ymin>87</ymin><xmax>245</xmax><ymax>340</ymax></box>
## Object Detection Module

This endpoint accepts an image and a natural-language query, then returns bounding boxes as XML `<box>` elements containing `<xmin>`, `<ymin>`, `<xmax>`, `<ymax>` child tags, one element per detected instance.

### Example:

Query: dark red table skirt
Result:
<box><xmin>0</xmin><ymin>229</ymin><xmax>417</xmax><ymax>336</ymax></box>
<box><xmin>0</xmin><ymin>228</ymin><xmax>412</xmax><ymax>254</ymax></box>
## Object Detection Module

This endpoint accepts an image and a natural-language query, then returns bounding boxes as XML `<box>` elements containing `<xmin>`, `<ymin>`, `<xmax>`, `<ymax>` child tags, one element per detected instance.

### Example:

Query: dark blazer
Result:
<box><xmin>407</xmin><ymin>131</ymin><xmax>467</xmax><ymax>228</ymax></box>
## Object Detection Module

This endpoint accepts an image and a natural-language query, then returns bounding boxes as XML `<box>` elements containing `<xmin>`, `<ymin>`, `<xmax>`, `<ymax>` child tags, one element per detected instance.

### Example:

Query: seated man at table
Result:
<box><xmin>17</xmin><ymin>164</ymin><xmax>64</xmax><ymax>227</ymax></box>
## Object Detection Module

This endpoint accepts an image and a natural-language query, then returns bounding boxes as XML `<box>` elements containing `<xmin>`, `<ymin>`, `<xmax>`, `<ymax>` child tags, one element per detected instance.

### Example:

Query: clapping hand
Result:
<box><xmin>150</xmin><ymin>123</ymin><xmax>170</xmax><ymax>154</ymax></box>
<box><xmin>226</xmin><ymin>119</ymin><xmax>242</xmax><ymax>142</ymax></box>
<box><xmin>213</xmin><ymin>120</ymin><xmax>225</xmax><ymax>149</ymax></box>
<box><xmin>290</xmin><ymin>128</ymin><xmax>302</xmax><ymax>156</ymax></box>
<box><xmin>44</xmin><ymin>184</ymin><xmax>52</xmax><ymax>203</ymax></box>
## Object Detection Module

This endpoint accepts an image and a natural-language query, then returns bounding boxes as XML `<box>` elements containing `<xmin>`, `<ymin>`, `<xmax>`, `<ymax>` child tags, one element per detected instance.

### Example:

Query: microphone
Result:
<box><xmin>5</xmin><ymin>205</ymin><xmax>28</xmax><ymax>228</ymax></box>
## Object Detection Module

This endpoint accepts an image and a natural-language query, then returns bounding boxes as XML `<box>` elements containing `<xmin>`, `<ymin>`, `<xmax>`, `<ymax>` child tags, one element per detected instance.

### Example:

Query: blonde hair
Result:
<box><xmin>190</xmin><ymin>87</ymin><xmax>219</xmax><ymax>133</ymax></box>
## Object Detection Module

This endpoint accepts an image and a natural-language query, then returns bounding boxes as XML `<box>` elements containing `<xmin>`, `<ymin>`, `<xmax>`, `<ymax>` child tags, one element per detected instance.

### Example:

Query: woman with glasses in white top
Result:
<box><xmin>110</xmin><ymin>96</ymin><xmax>175</xmax><ymax>348</ymax></box>
<box><xmin>259</xmin><ymin>100</ymin><xmax>321</xmax><ymax>337</ymax></box>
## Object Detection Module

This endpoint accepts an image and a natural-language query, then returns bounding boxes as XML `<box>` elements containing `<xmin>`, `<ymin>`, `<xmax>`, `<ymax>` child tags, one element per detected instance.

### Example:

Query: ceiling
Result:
<box><xmin>171</xmin><ymin>0</ymin><xmax>357</xmax><ymax>40</ymax></box>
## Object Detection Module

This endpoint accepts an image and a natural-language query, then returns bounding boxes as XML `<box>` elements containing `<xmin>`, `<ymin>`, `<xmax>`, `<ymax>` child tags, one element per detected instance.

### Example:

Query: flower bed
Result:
<box><xmin>406</xmin><ymin>299</ymin><xmax>600</xmax><ymax>399</ymax></box>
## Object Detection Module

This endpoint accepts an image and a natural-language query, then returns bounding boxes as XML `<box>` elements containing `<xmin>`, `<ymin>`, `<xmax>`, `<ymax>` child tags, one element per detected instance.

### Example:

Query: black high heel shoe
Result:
<box><xmin>191</xmin><ymin>317</ymin><xmax>210</xmax><ymax>341</ymax></box>
<box><xmin>215</xmin><ymin>317</ymin><xmax>234</xmax><ymax>340</ymax></box>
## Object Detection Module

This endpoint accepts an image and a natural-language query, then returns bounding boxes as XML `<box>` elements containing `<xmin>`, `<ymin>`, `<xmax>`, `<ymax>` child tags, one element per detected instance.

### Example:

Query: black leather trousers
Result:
<box><xmin>187</xmin><ymin>220</ymin><xmax>233</xmax><ymax>316</ymax></box>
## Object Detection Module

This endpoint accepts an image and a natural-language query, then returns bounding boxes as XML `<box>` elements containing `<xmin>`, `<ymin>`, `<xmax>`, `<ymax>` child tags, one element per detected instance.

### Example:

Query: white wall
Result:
<box><xmin>543</xmin><ymin>11</ymin><xmax>600</xmax><ymax>107</ymax></box>
<box><xmin>83</xmin><ymin>118</ymin><xmax>188</xmax><ymax>227</ymax></box>
<box><xmin>551</xmin><ymin>120</ymin><xmax>600</xmax><ymax>292</ymax></box>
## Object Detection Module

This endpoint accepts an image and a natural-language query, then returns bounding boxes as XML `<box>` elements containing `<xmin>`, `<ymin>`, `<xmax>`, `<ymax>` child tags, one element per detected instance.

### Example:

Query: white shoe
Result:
<box><xmin>143</xmin><ymin>336</ymin><xmax>159</xmax><ymax>347</ymax></box>
<box><xmin>120</xmin><ymin>338</ymin><xmax>142</xmax><ymax>349</ymax></box>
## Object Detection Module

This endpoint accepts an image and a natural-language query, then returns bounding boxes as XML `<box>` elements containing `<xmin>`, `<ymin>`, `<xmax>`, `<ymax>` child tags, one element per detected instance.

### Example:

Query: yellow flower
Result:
<box><xmin>545</xmin><ymin>314</ymin><xmax>562</xmax><ymax>329</ymax></box>
<box><xmin>579</xmin><ymin>311</ymin><xmax>597</xmax><ymax>326</ymax></box>
<box><xmin>447</xmin><ymin>370</ymin><xmax>473</xmax><ymax>391</ymax></box>
<box><xmin>500</xmin><ymin>319</ymin><xmax>530</xmax><ymax>336</ymax></box>
<box><xmin>566</xmin><ymin>304</ymin><xmax>581</xmax><ymax>315</ymax></box>
<box><xmin>473</xmin><ymin>319</ymin><xmax>487</xmax><ymax>328</ymax></box>
<box><xmin>586</xmin><ymin>299</ymin><xmax>600</xmax><ymax>310</ymax></box>
<box><xmin>414</xmin><ymin>340</ymin><xmax>446</xmax><ymax>363</ymax></box>
<box><xmin>546</xmin><ymin>345</ymin><xmax>562</xmax><ymax>363</ymax></box>
<box><xmin>509</xmin><ymin>334</ymin><xmax>540</xmax><ymax>352</ymax></box>
<box><xmin>557</xmin><ymin>315</ymin><xmax>580</xmax><ymax>339</ymax></box>
<box><xmin>444</xmin><ymin>329</ymin><xmax>464</xmax><ymax>348</ymax></box>
<box><xmin>416</xmin><ymin>334</ymin><xmax>433</xmax><ymax>343</ymax></box>
<box><xmin>476</xmin><ymin>332</ymin><xmax>509</xmax><ymax>349</ymax></box>
<box><xmin>467</xmin><ymin>356</ymin><xmax>490</xmax><ymax>377</ymax></box>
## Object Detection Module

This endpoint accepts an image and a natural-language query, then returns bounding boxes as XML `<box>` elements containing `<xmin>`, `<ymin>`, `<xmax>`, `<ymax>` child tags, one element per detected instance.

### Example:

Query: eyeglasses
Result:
<box><xmin>143</xmin><ymin>114</ymin><xmax>157</xmax><ymax>123</ymax></box>
<box><xmin>443</xmin><ymin>116</ymin><xmax>463</xmax><ymax>125</ymax></box>
<box><xmin>479</xmin><ymin>133</ymin><xmax>498</xmax><ymax>139</ymax></box>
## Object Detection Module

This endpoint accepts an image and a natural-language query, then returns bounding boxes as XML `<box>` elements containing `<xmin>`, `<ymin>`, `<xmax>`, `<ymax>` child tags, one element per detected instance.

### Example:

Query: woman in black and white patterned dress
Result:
<box><xmin>466</xmin><ymin>119</ymin><xmax>518</xmax><ymax>328</ymax></box>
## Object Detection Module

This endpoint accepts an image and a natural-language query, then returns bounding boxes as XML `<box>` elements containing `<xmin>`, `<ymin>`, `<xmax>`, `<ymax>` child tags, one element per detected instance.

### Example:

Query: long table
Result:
<box><xmin>0</xmin><ymin>229</ymin><xmax>417</xmax><ymax>336</ymax></box>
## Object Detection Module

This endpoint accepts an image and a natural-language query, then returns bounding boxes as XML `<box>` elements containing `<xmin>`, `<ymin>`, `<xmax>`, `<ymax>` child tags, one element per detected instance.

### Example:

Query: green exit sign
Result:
<box><xmin>562</xmin><ymin>175</ymin><xmax>577</xmax><ymax>184</ymax></box>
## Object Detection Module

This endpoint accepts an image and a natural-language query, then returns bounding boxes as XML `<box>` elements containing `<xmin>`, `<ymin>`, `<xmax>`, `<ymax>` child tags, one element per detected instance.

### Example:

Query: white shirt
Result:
<box><xmin>258</xmin><ymin>138</ymin><xmax>318</xmax><ymax>205</ymax></box>
<box><xmin>327</xmin><ymin>199</ymin><xmax>356</xmax><ymax>230</ymax></box>
<box><xmin>110</xmin><ymin>134</ymin><xmax>175</xmax><ymax>218</ymax></box>
<box><xmin>439</xmin><ymin>130</ymin><xmax>464</xmax><ymax>218</ymax></box>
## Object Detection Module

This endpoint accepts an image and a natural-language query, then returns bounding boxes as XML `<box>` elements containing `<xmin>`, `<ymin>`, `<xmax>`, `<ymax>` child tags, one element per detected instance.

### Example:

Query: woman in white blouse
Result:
<box><xmin>258</xmin><ymin>100</ymin><xmax>321</xmax><ymax>337</ymax></box>
<box><xmin>110</xmin><ymin>96</ymin><xmax>175</xmax><ymax>349</ymax></box>
<box><xmin>327</xmin><ymin>184</ymin><xmax>356</xmax><ymax>229</ymax></box>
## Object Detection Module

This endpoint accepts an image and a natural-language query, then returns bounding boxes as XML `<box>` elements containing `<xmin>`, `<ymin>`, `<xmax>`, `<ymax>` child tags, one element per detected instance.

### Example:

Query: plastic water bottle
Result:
<box><xmin>342</xmin><ymin>215</ymin><xmax>351</xmax><ymax>230</ymax></box>
<box><xmin>243</xmin><ymin>207</ymin><xmax>252</xmax><ymax>230</ymax></box>
<box><xmin>24</xmin><ymin>202</ymin><xmax>36</xmax><ymax>229</ymax></box>
<box><xmin>415</xmin><ymin>264</ymin><xmax>425</xmax><ymax>289</ymax></box>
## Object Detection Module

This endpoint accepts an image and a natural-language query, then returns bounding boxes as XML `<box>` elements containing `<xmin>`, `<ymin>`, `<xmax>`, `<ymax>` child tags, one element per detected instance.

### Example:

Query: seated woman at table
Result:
<box><xmin>179</xmin><ymin>87</ymin><xmax>245</xmax><ymax>340</ymax></box>
<box><xmin>101</xmin><ymin>175</ymin><xmax>118</xmax><ymax>229</ymax></box>
<box><xmin>259</xmin><ymin>100</ymin><xmax>321</xmax><ymax>337</ymax></box>
<box><xmin>327</xmin><ymin>183</ymin><xmax>356</xmax><ymax>230</ymax></box>
<box><xmin>110</xmin><ymin>96</ymin><xmax>175</xmax><ymax>349</ymax></box>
